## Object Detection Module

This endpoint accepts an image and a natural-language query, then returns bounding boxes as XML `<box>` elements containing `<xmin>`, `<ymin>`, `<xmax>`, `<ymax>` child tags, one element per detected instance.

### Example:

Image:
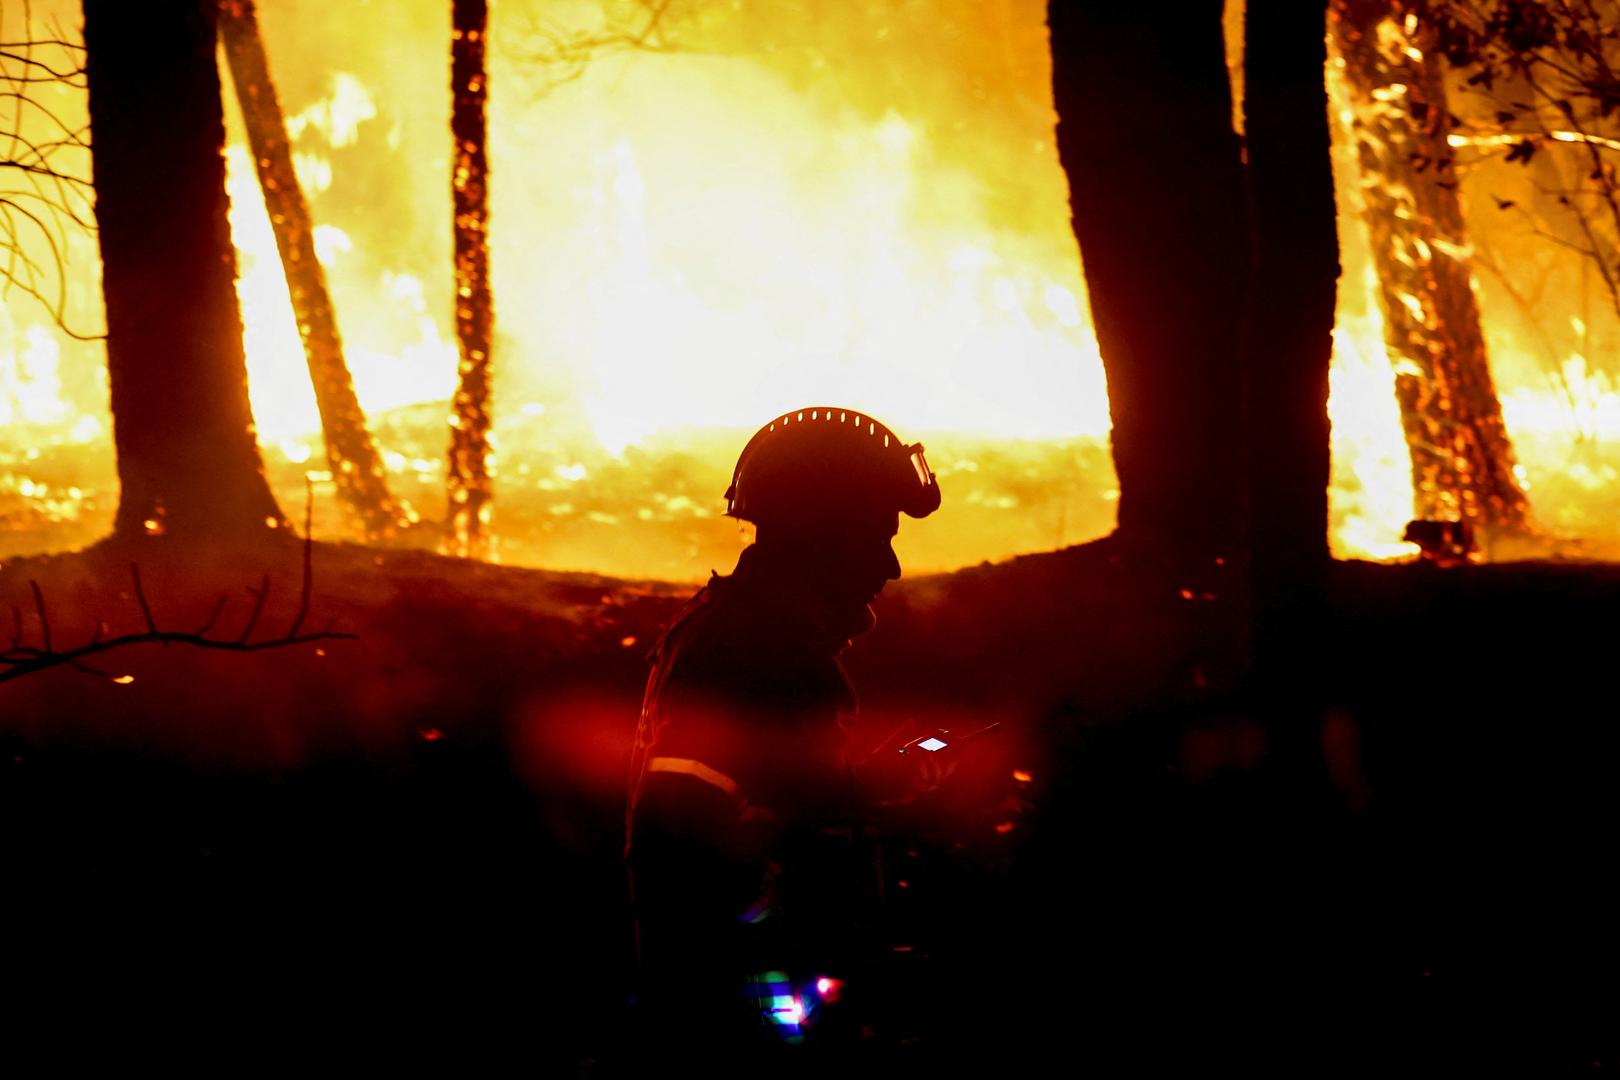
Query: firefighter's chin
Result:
<box><xmin>844</xmin><ymin>599</ymin><xmax>878</xmax><ymax>640</ymax></box>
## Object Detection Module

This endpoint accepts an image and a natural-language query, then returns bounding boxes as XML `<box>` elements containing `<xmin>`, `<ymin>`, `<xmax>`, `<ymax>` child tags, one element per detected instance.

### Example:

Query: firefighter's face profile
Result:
<box><xmin>835</xmin><ymin>508</ymin><xmax>900</xmax><ymax>608</ymax></box>
<box><xmin>790</xmin><ymin>506</ymin><xmax>901</xmax><ymax>612</ymax></box>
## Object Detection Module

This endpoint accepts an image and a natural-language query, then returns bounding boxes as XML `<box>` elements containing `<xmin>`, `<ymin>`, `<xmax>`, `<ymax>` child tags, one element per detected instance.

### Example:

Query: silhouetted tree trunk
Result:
<box><xmin>1244</xmin><ymin>0</ymin><xmax>1341</xmax><ymax>778</ymax></box>
<box><xmin>85</xmin><ymin>0</ymin><xmax>284</xmax><ymax>541</ymax></box>
<box><xmin>1244</xmin><ymin>0</ymin><xmax>1339</xmax><ymax>622</ymax></box>
<box><xmin>219</xmin><ymin>0</ymin><xmax>405</xmax><ymax>542</ymax></box>
<box><xmin>1333</xmin><ymin>0</ymin><xmax>1533</xmax><ymax>545</ymax></box>
<box><xmin>1047</xmin><ymin>1</ymin><xmax>1249</xmax><ymax>558</ymax></box>
<box><xmin>447</xmin><ymin>0</ymin><xmax>494</xmax><ymax>558</ymax></box>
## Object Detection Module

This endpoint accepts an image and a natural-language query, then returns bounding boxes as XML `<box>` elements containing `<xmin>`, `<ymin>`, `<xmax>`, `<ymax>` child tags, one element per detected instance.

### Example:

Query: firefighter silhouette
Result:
<box><xmin>626</xmin><ymin>407</ymin><xmax>942</xmax><ymax>1063</ymax></box>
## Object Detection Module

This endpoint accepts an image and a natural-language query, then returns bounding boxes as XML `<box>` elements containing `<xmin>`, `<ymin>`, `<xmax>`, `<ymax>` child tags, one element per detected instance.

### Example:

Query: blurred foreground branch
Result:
<box><xmin>0</xmin><ymin>485</ymin><xmax>354</xmax><ymax>686</ymax></box>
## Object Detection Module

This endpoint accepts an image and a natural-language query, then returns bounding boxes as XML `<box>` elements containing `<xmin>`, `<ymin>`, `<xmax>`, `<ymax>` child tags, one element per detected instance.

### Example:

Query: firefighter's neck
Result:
<box><xmin>740</xmin><ymin>535</ymin><xmax>877</xmax><ymax>646</ymax></box>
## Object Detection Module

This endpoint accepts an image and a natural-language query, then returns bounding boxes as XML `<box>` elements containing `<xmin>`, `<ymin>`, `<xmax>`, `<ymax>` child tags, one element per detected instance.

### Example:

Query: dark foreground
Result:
<box><xmin>1</xmin><ymin>536</ymin><xmax>1615</xmax><ymax>1072</ymax></box>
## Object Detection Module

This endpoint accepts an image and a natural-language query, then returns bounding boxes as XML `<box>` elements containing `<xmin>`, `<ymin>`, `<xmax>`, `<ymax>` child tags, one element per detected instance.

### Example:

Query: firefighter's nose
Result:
<box><xmin>883</xmin><ymin>543</ymin><xmax>901</xmax><ymax>582</ymax></box>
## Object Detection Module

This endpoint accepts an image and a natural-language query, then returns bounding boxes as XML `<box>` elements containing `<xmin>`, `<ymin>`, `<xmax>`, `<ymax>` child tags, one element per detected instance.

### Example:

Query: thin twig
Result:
<box><xmin>289</xmin><ymin>477</ymin><xmax>314</xmax><ymax>639</ymax></box>
<box><xmin>28</xmin><ymin>579</ymin><xmax>49</xmax><ymax>653</ymax></box>
<box><xmin>196</xmin><ymin>595</ymin><xmax>228</xmax><ymax>636</ymax></box>
<box><xmin>129</xmin><ymin>562</ymin><xmax>159</xmax><ymax>637</ymax></box>
<box><xmin>237</xmin><ymin>574</ymin><xmax>270</xmax><ymax>645</ymax></box>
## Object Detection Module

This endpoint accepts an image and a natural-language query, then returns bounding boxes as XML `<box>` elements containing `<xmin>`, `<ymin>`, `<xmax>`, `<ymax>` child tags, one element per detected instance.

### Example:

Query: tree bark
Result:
<box><xmin>1047</xmin><ymin>0</ymin><xmax>1250</xmax><ymax>558</ymax></box>
<box><xmin>447</xmin><ymin>0</ymin><xmax>494</xmax><ymax>558</ymax></box>
<box><xmin>218</xmin><ymin>0</ymin><xmax>405</xmax><ymax>542</ymax></box>
<box><xmin>85</xmin><ymin>0</ymin><xmax>284</xmax><ymax>542</ymax></box>
<box><xmin>1333</xmin><ymin>0</ymin><xmax>1533</xmax><ymax>546</ymax></box>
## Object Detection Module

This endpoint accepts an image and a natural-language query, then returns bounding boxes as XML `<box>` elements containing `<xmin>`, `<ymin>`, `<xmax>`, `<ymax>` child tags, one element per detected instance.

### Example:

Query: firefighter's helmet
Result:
<box><xmin>724</xmin><ymin>407</ymin><xmax>940</xmax><ymax>526</ymax></box>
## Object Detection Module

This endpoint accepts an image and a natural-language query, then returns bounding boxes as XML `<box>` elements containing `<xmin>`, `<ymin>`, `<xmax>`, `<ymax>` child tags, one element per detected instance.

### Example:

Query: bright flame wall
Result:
<box><xmin>5</xmin><ymin>1</ymin><xmax>1620</xmax><ymax>573</ymax></box>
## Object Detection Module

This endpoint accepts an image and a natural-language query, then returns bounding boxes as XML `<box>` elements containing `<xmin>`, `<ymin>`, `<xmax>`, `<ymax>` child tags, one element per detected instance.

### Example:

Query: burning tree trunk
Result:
<box><xmin>218</xmin><ymin>0</ymin><xmax>406</xmax><ymax>542</ymax></box>
<box><xmin>447</xmin><ymin>0</ymin><xmax>494</xmax><ymax>558</ymax></box>
<box><xmin>1333</xmin><ymin>0</ymin><xmax>1533</xmax><ymax>545</ymax></box>
<box><xmin>85</xmin><ymin>0</ymin><xmax>284</xmax><ymax>542</ymax></box>
<box><xmin>1047</xmin><ymin>1</ymin><xmax>1249</xmax><ymax>557</ymax></box>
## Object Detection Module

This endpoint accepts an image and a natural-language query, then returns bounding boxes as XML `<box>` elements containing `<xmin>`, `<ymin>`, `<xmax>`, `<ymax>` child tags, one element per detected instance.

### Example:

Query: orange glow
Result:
<box><xmin>2</xmin><ymin>2</ymin><xmax>1618</xmax><ymax>570</ymax></box>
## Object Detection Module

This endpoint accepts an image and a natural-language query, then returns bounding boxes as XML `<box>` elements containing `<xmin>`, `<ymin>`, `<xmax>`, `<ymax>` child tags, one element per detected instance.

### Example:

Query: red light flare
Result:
<box><xmin>509</xmin><ymin>689</ymin><xmax>646</xmax><ymax>797</ymax></box>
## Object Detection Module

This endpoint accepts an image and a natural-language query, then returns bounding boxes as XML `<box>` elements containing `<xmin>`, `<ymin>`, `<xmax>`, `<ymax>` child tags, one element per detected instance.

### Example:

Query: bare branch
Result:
<box><xmin>289</xmin><ymin>478</ymin><xmax>314</xmax><ymax>639</ymax></box>
<box><xmin>0</xmin><ymin>625</ymin><xmax>358</xmax><ymax>685</ymax></box>
<box><xmin>196</xmin><ymin>595</ymin><xmax>228</xmax><ymax>636</ymax></box>
<box><xmin>0</xmin><ymin>8</ymin><xmax>95</xmax><ymax>336</ymax></box>
<box><xmin>237</xmin><ymin>574</ymin><xmax>271</xmax><ymax>645</ymax></box>
<box><xmin>506</xmin><ymin>0</ymin><xmax>696</xmax><ymax>97</ymax></box>
<box><xmin>129</xmin><ymin>562</ymin><xmax>159</xmax><ymax>637</ymax></box>
<box><xmin>28</xmin><ymin>579</ymin><xmax>49</xmax><ymax>653</ymax></box>
<box><xmin>2</xmin><ymin>509</ymin><xmax>356</xmax><ymax>687</ymax></box>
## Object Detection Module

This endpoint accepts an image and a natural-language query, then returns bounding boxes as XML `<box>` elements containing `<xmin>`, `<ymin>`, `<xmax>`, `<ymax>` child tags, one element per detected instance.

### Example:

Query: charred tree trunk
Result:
<box><xmin>1333</xmin><ymin>0</ymin><xmax>1533</xmax><ymax>546</ymax></box>
<box><xmin>1047</xmin><ymin>1</ymin><xmax>1249</xmax><ymax>558</ymax></box>
<box><xmin>85</xmin><ymin>0</ymin><xmax>284</xmax><ymax>542</ymax></box>
<box><xmin>1244</xmin><ymin>0</ymin><xmax>1340</xmax><ymax>584</ymax></box>
<box><xmin>447</xmin><ymin>0</ymin><xmax>494</xmax><ymax>558</ymax></box>
<box><xmin>219</xmin><ymin>0</ymin><xmax>405</xmax><ymax>542</ymax></box>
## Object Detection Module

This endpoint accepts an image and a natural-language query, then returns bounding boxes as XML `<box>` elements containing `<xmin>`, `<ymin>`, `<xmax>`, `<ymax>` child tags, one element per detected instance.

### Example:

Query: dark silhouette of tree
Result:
<box><xmin>1242</xmin><ymin>0</ymin><xmax>1342</xmax><ymax>777</ymax></box>
<box><xmin>447</xmin><ymin>0</ymin><xmax>493</xmax><ymax>558</ymax></box>
<box><xmin>1333</xmin><ymin>0</ymin><xmax>1533</xmax><ymax>548</ymax></box>
<box><xmin>1047</xmin><ymin>1</ymin><xmax>1250</xmax><ymax>560</ymax></box>
<box><xmin>1047</xmin><ymin>1</ymin><xmax>1343</xmax><ymax>704</ymax></box>
<box><xmin>1245</xmin><ymin>0</ymin><xmax>1340</xmax><ymax>599</ymax></box>
<box><xmin>219</xmin><ymin>0</ymin><xmax>407</xmax><ymax>542</ymax></box>
<box><xmin>85</xmin><ymin>0</ymin><xmax>284</xmax><ymax>541</ymax></box>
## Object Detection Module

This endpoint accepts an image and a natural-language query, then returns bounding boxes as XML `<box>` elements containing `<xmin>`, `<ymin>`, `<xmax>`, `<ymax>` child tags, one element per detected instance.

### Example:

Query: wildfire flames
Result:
<box><xmin>3</xmin><ymin>1</ymin><xmax>1618</xmax><ymax>574</ymax></box>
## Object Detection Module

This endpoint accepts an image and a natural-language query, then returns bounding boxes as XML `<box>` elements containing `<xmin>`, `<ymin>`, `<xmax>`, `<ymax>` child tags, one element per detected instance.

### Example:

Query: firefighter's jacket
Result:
<box><xmin>629</xmin><ymin>544</ymin><xmax>863</xmax><ymax>834</ymax></box>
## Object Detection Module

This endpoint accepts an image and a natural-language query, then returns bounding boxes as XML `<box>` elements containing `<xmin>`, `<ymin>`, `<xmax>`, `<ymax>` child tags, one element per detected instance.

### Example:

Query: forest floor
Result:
<box><xmin>1</xmin><ymin>535</ymin><xmax>1616</xmax><ymax>1071</ymax></box>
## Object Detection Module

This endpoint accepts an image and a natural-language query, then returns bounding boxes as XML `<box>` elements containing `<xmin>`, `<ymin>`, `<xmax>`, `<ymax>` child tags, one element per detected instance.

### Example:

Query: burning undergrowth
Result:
<box><xmin>1</xmin><ymin>401</ymin><xmax>1119</xmax><ymax>577</ymax></box>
